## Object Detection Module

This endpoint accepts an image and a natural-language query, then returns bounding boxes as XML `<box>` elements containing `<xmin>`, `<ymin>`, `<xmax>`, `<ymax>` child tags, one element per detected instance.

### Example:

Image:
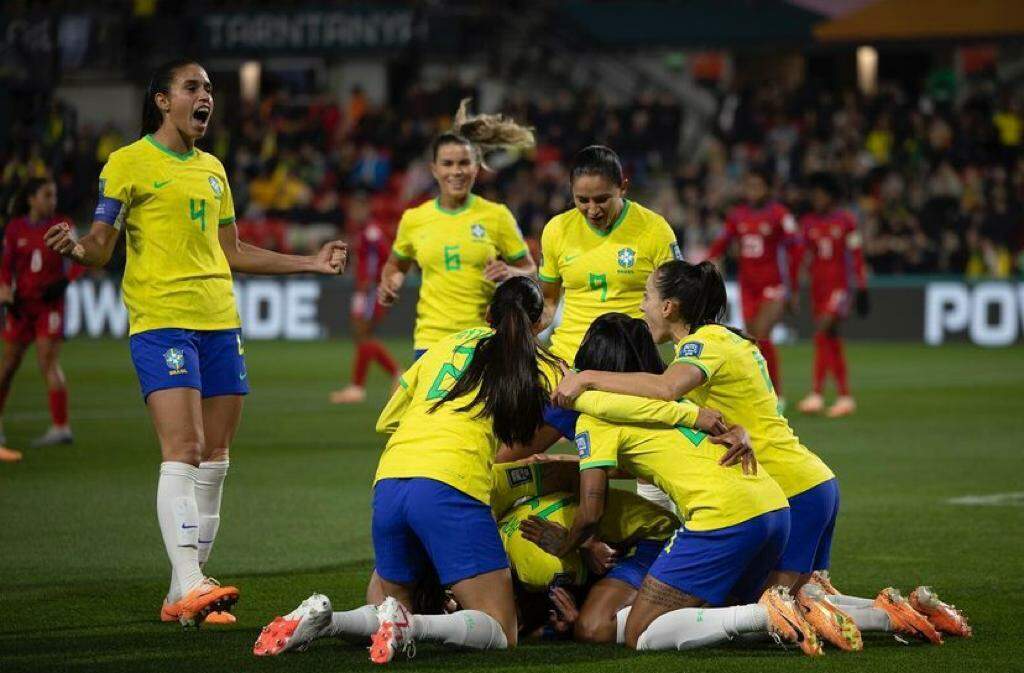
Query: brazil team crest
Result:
<box><xmin>575</xmin><ymin>432</ymin><xmax>591</xmax><ymax>459</ymax></box>
<box><xmin>163</xmin><ymin>348</ymin><xmax>187</xmax><ymax>375</ymax></box>
<box><xmin>617</xmin><ymin>247</ymin><xmax>636</xmax><ymax>269</ymax></box>
<box><xmin>208</xmin><ymin>176</ymin><xmax>223</xmax><ymax>197</ymax></box>
<box><xmin>470</xmin><ymin>223</ymin><xmax>486</xmax><ymax>239</ymax></box>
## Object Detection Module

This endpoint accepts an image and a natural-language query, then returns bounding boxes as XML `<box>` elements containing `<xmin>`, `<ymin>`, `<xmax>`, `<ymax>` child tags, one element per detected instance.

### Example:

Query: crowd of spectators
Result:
<box><xmin>2</xmin><ymin>65</ymin><xmax>1022</xmax><ymax>279</ymax></box>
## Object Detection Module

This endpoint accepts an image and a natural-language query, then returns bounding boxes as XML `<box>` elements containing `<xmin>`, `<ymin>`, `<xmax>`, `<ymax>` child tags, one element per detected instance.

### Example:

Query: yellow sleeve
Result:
<box><xmin>671</xmin><ymin>338</ymin><xmax>725</xmax><ymax>383</ymax></box>
<box><xmin>217</xmin><ymin>172</ymin><xmax>235</xmax><ymax>227</ymax></box>
<box><xmin>375</xmin><ymin>359</ymin><xmax>422</xmax><ymax>434</ymax></box>
<box><xmin>392</xmin><ymin>210</ymin><xmax>416</xmax><ymax>261</ymax></box>
<box><xmin>576</xmin><ymin>415</ymin><xmax>621</xmax><ymax>471</ymax></box>
<box><xmin>489</xmin><ymin>460</ymin><xmax>542</xmax><ymax>519</ymax></box>
<box><xmin>573</xmin><ymin>390</ymin><xmax>700</xmax><ymax>428</ymax></box>
<box><xmin>496</xmin><ymin>206</ymin><xmax>528</xmax><ymax>262</ymax></box>
<box><xmin>538</xmin><ymin>217</ymin><xmax>561</xmax><ymax>282</ymax></box>
<box><xmin>649</xmin><ymin>215</ymin><xmax>682</xmax><ymax>267</ymax></box>
<box><xmin>98</xmin><ymin>152</ymin><xmax>134</xmax><ymax>230</ymax></box>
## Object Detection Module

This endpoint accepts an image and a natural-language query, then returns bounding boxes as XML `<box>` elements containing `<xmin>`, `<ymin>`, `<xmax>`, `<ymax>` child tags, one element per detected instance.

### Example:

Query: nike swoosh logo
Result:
<box><xmin>564</xmin><ymin>254</ymin><xmax>579</xmax><ymax>263</ymax></box>
<box><xmin>239</xmin><ymin>371</ymin><xmax>247</xmax><ymax>380</ymax></box>
<box><xmin>153</xmin><ymin>180</ymin><xmax>172</xmax><ymax>189</ymax></box>
<box><xmin>181</xmin><ymin>523</ymin><xmax>198</xmax><ymax>529</ymax></box>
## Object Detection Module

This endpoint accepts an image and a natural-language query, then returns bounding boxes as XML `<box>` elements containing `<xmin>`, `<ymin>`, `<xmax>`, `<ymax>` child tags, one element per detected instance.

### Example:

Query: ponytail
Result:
<box><xmin>8</xmin><ymin>177</ymin><xmax>51</xmax><ymax>219</ymax></box>
<box><xmin>141</xmin><ymin>59</ymin><xmax>200</xmax><ymax>137</ymax></box>
<box><xmin>432</xmin><ymin>276</ymin><xmax>559</xmax><ymax>445</ymax></box>
<box><xmin>654</xmin><ymin>260</ymin><xmax>754</xmax><ymax>342</ymax></box>
<box><xmin>430</xmin><ymin>98</ymin><xmax>535</xmax><ymax>170</ymax></box>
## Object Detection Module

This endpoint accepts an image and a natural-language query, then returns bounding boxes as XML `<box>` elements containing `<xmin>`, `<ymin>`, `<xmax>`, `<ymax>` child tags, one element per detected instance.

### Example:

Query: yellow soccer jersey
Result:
<box><xmin>672</xmin><ymin>324</ymin><xmax>835</xmax><ymax>498</ymax></box>
<box><xmin>98</xmin><ymin>135</ymin><xmax>239</xmax><ymax>335</ymax></box>
<box><xmin>539</xmin><ymin>200</ymin><xmax>681</xmax><ymax>362</ymax></box>
<box><xmin>497</xmin><ymin>488</ymin><xmax>679</xmax><ymax>592</ymax></box>
<box><xmin>374</xmin><ymin>328</ymin><xmax>557</xmax><ymax>504</ymax></box>
<box><xmin>576</xmin><ymin>414</ymin><xmax>788</xmax><ymax>531</ymax></box>
<box><xmin>393</xmin><ymin>195</ymin><xmax>529</xmax><ymax>350</ymax></box>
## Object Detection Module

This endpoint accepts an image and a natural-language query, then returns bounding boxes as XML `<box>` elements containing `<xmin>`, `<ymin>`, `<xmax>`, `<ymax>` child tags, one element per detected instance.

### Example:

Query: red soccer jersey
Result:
<box><xmin>795</xmin><ymin>210</ymin><xmax>867</xmax><ymax>292</ymax></box>
<box><xmin>707</xmin><ymin>201</ymin><xmax>798</xmax><ymax>290</ymax></box>
<box><xmin>1</xmin><ymin>216</ymin><xmax>83</xmax><ymax>302</ymax></box>
<box><xmin>354</xmin><ymin>219</ymin><xmax>393</xmax><ymax>289</ymax></box>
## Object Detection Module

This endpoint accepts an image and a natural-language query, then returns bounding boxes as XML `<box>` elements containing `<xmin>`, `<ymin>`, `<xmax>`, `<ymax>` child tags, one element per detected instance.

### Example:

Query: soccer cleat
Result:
<box><xmin>204</xmin><ymin>611</ymin><xmax>237</xmax><ymax>625</ymax></box>
<box><xmin>329</xmin><ymin>385</ymin><xmax>366</xmax><ymax>404</ymax></box>
<box><xmin>370</xmin><ymin>596</ymin><xmax>415</xmax><ymax>664</ymax></box>
<box><xmin>174</xmin><ymin>578</ymin><xmax>240</xmax><ymax>627</ymax></box>
<box><xmin>873</xmin><ymin>588</ymin><xmax>942</xmax><ymax>644</ymax></box>
<box><xmin>810</xmin><ymin>571</ymin><xmax>840</xmax><ymax>595</ymax></box>
<box><xmin>759</xmin><ymin>585</ymin><xmax>824</xmax><ymax>657</ymax></box>
<box><xmin>797</xmin><ymin>583</ymin><xmax>863</xmax><ymax>651</ymax></box>
<box><xmin>826</xmin><ymin>396</ymin><xmax>856</xmax><ymax>418</ymax></box>
<box><xmin>160</xmin><ymin>599</ymin><xmax>181</xmax><ymax>622</ymax></box>
<box><xmin>30</xmin><ymin>426</ymin><xmax>73</xmax><ymax>448</ymax></box>
<box><xmin>0</xmin><ymin>446</ymin><xmax>22</xmax><ymax>462</ymax></box>
<box><xmin>253</xmin><ymin>593</ymin><xmax>333</xmax><ymax>656</ymax></box>
<box><xmin>797</xmin><ymin>393</ymin><xmax>825</xmax><ymax>414</ymax></box>
<box><xmin>909</xmin><ymin>587</ymin><xmax>972</xmax><ymax>638</ymax></box>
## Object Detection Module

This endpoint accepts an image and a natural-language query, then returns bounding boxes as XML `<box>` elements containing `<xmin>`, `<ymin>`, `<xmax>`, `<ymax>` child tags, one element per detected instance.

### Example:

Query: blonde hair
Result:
<box><xmin>432</xmin><ymin>98</ymin><xmax>535</xmax><ymax>170</ymax></box>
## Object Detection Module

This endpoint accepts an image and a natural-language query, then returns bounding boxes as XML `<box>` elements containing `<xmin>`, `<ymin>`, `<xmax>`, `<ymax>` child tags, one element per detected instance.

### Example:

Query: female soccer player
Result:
<box><xmin>44</xmin><ymin>59</ymin><xmax>347</xmax><ymax>627</ymax></box>
<box><xmin>705</xmin><ymin>169</ymin><xmax>798</xmax><ymax>402</ymax></box>
<box><xmin>0</xmin><ymin>177</ymin><xmax>82</xmax><ymax>458</ymax></box>
<box><xmin>791</xmin><ymin>173</ymin><xmax>868</xmax><ymax>418</ymax></box>
<box><xmin>524</xmin><ymin>313</ymin><xmax>823</xmax><ymax>655</ymax></box>
<box><xmin>377</xmin><ymin>100</ymin><xmax>536</xmax><ymax>359</ymax></box>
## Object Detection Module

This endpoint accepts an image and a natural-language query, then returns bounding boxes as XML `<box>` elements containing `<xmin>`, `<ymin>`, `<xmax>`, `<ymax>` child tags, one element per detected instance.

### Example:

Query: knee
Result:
<box><xmin>204</xmin><ymin>446</ymin><xmax>229</xmax><ymax>462</ymax></box>
<box><xmin>164</xmin><ymin>438</ymin><xmax>204</xmax><ymax>466</ymax></box>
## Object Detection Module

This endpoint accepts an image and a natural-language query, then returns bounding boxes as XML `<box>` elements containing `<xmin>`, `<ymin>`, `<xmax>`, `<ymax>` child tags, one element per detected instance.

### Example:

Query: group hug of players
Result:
<box><xmin>17</xmin><ymin>60</ymin><xmax>969</xmax><ymax>662</ymax></box>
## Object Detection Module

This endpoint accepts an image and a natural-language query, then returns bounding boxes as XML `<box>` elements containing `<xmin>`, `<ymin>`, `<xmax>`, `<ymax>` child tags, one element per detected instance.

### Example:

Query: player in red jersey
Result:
<box><xmin>330</xmin><ymin>192</ymin><xmax>399</xmax><ymax>404</ymax></box>
<box><xmin>791</xmin><ymin>173</ymin><xmax>868</xmax><ymax>418</ymax></box>
<box><xmin>706</xmin><ymin>169</ymin><xmax>798</xmax><ymax>404</ymax></box>
<box><xmin>0</xmin><ymin>177</ymin><xmax>84</xmax><ymax>450</ymax></box>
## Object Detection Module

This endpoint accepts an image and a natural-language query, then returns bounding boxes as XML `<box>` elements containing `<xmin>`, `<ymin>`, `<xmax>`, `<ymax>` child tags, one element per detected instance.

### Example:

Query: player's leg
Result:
<box><xmin>823</xmin><ymin>300</ymin><xmax>855</xmax><ymax>417</ymax></box>
<box><xmin>748</xmin><ymin>292</ymin><xmax>785</xmax><ymax>401</ymax></box>
<box><xmin>331</xmin><ymin>310</ymin><xmax>372</xmax><ymax>404</ymax></box>
<box><xmin>798</xmin><ymin>308</ymin><xmax>831</xmax><ymax>413</ymax></box>
<box><xmin>574</xmin><ymin>578</ymin><xmax>637</xmax><ymax>644</ymax></box>
<box><xmin>31</xmin><ymin>336</ymin><xmax>72</xmax><ymax>446</ymax></box>
<box><xmin>198</xmin><ymin>395</ymin><xmax>241</xmax><ymax>570</ymax></box>
<box><xmin>0</xmin><ymin>337</ymin><xmax>30</xmax><ymax>443</ymax></box>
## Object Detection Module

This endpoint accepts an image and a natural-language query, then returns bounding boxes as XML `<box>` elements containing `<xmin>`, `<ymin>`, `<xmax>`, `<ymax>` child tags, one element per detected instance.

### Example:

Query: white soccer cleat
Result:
<box><xmin>329</xmin><ymin>385</ymin><xmax>366</xmax><ymax>404</ymax></box>
<box><xmin>370</xmin><ymin>596</ymin><xmax>415</xmax><ymax>664</ymax></box>
<box><xmin>254</xmin><ymin>593</ymin><xmax>334</xmax><ymax>656</ymax></box>
<box><xmin>797</xmin><ymin>393</ymin><xmax>825</xmax><ymax>414</ymax></box>
<box><xmin>826</xmin><ymin>396</ymin><xmax>856</xmax><ymax>418</ymax></box>
<box><xmin>31</xmin><ymin>426</ymin><xmax>73</xmax><ymax>448</ymax></box>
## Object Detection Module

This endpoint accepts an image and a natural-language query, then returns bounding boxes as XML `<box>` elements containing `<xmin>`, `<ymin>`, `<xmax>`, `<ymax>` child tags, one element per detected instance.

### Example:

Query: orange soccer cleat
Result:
<box><xmin>253</xmin><ymin>594</ymin><xmax>333</xmax><ymax>656</ymax></box>
<box><xmin>172</xmin><ymin>578</ymin><xmax>240</xmax><ymax>627</ymax></box>
<box><xmin>370</xmin><ymin>596</ymin><xmax>415</xmax><ymax>664</ymax></box>
<box><xmin>874</xmin><ymin>588</ymin><xmax>942</xmax><ymax>644</ymax></box>
<box><xmin>160</xmin><ymin>599</ymin><xmax>180</xmax><ymax>623</ymax></box>
<box><xmin>797</xmin><ymin>583</ymin><xmax>863</xmax><ymax>651</ymax></box>
<box><xmin>809</xmin><ymin>570</ymin><xmax>841</xmax><ymax>595</ymax></box>
<box><xmin>909</xmin><ymin>587</ymin><xmax>972</xmax><ymax>638</ymax></box>
<box><xmin>203</xmin><ymin>611</ymin><xmax>237</xmax><ymax>625</ymax></box>
<box><xmin>0</xmin><ymin>446</ymin><xmax>23</xmax><ymax>462</ymax></box>
<box><xmin>759</xmin><ymin>586</ymin><xmax>824</xmax><ymax>657</ymax></box>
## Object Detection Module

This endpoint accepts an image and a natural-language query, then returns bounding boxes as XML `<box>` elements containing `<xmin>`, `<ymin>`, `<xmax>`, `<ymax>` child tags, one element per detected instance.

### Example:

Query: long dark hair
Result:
<box><xmin>570</xmin><ymin>145</ymin><xmax>624</xmax><ymax>187</ymax></box>
<box><xmin>655</xmin><ymin>260</ymin><xmax>755</xmax><ymax>342</ymax></box>
<box><xmin>432</xmin><ymin>276</ymin><xmax>559</xmax><ymax>445</ymax></box>
<box><xmin>8</xmin><ymin>177</ymin><xmax>52</xmax><ymax>219</ymax></box>
<box><xmin>141</xmin><ymin>59</ymin><xmax>200</xmax><ymax>136</ymax></box>
<box><xmin>575</xmin><ymin>313</ymin><xmax>665</xmax><ymax>375</ymax></box>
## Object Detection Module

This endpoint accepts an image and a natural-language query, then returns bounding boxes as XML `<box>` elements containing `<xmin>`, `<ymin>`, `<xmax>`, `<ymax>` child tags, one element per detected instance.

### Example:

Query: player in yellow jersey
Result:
<box><xmin>521</xmin><ymin>314</ymin><xmax>824</xmax><ymax>655</ymax></box>
<box><xmin>378</xmin><ymin>100</ymin><xmax>537</xmax><ymax>358</ymax></box>
<box><xmin>44</xmin><ymin>60</ymin><xmax>347</xmax><ymax>628</ymax></box>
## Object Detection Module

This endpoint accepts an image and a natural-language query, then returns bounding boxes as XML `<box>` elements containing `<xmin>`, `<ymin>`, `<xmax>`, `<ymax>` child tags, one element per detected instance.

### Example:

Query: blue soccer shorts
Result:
<box><xmin>775</xmin><ymin>478</ymin><xmax>840</xmax><ymax>573</ymax></box>
<box><xmin>129</xmin><ymin>328</ymin><xmax>249</xmax><ymax>401</ymax></box>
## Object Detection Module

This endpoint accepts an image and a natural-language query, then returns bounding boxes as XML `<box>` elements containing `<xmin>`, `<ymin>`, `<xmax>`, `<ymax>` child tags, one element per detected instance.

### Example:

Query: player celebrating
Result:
<box><xmin>44</xmin><ymin>59</ymin><xmax>347</xmax><ymax>627</ymax></box>
<box><xmin>705</xmin><ymin>169</ymin><xmax>798</xmax><ymax>403</ymax></box>
<box><xmin>330</xmin><ymin>193</ymin><xmax>399</xmax><ymax>404</ymax></box>
<box><xmin>378</xmin><ymin>99</ymin><xmax>536</xmax><ymax>359</ymax></box>
<box><xmin>792</xmin><ymin>173</ymin><xmax>868</xmax><ymax>418</ymax></box>
<box><xmin>0</xmin><ymin>177</ymin><xmax>82</xmax><ymax>456</ymax></box>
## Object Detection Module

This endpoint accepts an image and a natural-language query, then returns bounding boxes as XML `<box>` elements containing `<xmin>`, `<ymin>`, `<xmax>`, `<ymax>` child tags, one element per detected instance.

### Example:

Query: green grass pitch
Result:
<box><xmin>1</xmin><ymin>338</ymin><xmax>1021</xmax><ymax>672</ymax></box>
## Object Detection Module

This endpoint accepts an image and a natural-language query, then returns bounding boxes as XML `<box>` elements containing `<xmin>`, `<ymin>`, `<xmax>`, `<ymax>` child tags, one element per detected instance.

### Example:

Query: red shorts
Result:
<box><xmin>3</xmin><ymin>300</ymin><xmax>64</xmax><ymax>344</ymax></box>
<box><xmin>350</xmin><ymin>288</ymin><xmax>387</xmax><ymax>323</ymax></box>
<box><xmin>812</xmin><ymin>287</ymin><xmax>849</xmax><ymax>320</ymax></box>
<box><xmin>740</xmin><ymin>284</ymin><xmax>786</xmax><ymax>323</ymax></box>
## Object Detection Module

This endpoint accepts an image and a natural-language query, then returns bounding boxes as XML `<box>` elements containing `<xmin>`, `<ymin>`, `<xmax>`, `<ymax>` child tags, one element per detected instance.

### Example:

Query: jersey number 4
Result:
<box><xmin>190</xmin><ymin>199</ymin><xmax>207</xmax><ymax>232</ymax></box>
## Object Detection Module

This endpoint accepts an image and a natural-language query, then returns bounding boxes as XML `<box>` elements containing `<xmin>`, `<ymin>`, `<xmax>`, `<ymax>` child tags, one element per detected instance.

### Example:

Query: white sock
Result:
<box><xmin>615</xmin><ymin>607</ymin><xmax>631</xmax><ymax>644</ymax></box>
<box><xmin>843</xmin><ymin>606</ymin><xmax>892</xmax><ymax>632</ymax></box>
<box><xmin>328</xmin><ymin>605</ymin><xmax>379</xmax><ymax>638</ymax></box>
<box><xmin>827</xmin><ymin>593</ymin><xmax>875</xmax><ymax>608</ymax></box>
<box><xmin>636</xmin><ymin>605</ymin><xmax>768</xmax><ymax>651</ymax></box>
<box><xmin>157</xmin><ymin>462</ymin><xmax>205</xmax><ymax>596</ymax></box>
<box><xmin>195</xmin><ymin>459</ymin><xmax>229</xmax><ymax>567</ymax></box>
<box><xmin>412</xmin><ymin>611</ymin><xmax>508</xmax><ymax>650</ymax></box>
<box><xmin>635</xmin><ymin>482</ymin><xmax>677</xmax><ymax>514</ymax></box>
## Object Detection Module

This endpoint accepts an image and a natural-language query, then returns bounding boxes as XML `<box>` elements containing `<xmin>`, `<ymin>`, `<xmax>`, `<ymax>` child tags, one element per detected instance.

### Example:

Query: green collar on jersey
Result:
<box><xmin>435</xmin><ymin>194</ymin><xmax>475</xmax><ymax>216</ymax></box>
<box><xmin>587</xmin><ymin>199</ymin><xmax>630</xmax><ymax>237</ymax></box>
<box><xmin>145</xmin><ymin>134</ymin><xmax>196</xmax><ymax>161</ymax></box>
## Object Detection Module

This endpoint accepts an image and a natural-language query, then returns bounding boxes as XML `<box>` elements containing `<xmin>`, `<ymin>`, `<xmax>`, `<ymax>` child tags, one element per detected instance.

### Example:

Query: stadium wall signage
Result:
<box><xmin>200</xmin><ymin>7</ymin><xmax>419</xmax><ymax>54</ymax></box>
<box><xmin>63</xmin><ymin>278</ymin><xmax>1024</xmax><ymax>347</ymax></box>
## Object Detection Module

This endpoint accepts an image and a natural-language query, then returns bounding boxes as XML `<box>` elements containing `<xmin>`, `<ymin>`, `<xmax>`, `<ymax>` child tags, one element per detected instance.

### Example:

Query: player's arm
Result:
<box><xmin>375</xmin><ymin>360</ymin><xmax>421</xmax><ymax>433</ymax></box>
<box><xmin>539</xmin><ymin>279</ymin><xmax>562</xmax><ymax>331</ymax></box>
<box><xmin>377</xmin><ymin>252</ymin><xmax>413</xmax><ymax>306</ymax></box>
<box><xmin>218</xmin><ymin>223</ymin><xmax>346</xmax><ymax>276</ymax></box>
<box><xmin>485</xmin><ymin>207</ymin><xmax>537</xmax><ymax>282</ymax></box>
<box><xmin>846</xmin><ymin>216</ymin><xmax>870</xmax><ymax>316</ymax></box>
<box><xmin>704</xmin><ymin>215</ymin><xmax>735</xmax><ymax>261</ymax></box>
<box><xmin>483</xmin><ymin>252</ymin><xmax>536</xmax><ymax>283</ymax></box>
<box><xmin>494</xmin><ymin>424</ymin><xmax>563</xmax><ymax>463</ymax></box>
<box><xmin>521</xmin><ymin>466</ymin><xmax>608</xmax><ymax>558</ymax></box>
<box><xmin>553</xmin><ymin>361</ymin><xmax>704</xmax><ymax>405</ymax></box>
<box><xmin>0</xmin><ymin>224</ymin><xmax>16</xmax><ymax>303</ymax></box>
<box><xmin>573</xmin><ymin>389</ymin><xmax>719</xmax><ymax>432</ymax></box>
<box><xmin>45</xmin><ymin>220</ymin><xmax>120</xmax><ymax>268</ymax></box>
